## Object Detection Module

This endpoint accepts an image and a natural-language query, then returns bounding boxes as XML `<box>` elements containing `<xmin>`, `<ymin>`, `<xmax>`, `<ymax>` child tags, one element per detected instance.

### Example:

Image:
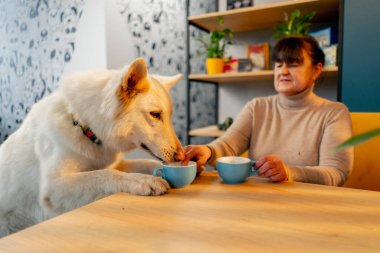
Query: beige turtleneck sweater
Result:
<box><xmin>207</xmin><ymin>88</ymin><xmax>353</xmax><ymax>186</ymax></box>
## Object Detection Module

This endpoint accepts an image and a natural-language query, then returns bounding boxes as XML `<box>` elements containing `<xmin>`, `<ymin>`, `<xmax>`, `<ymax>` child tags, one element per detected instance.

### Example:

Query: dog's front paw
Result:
<box><xmin>126</xmin><ymin>174</ymin><xmax>170</xmax><ymax>196</ymax></box>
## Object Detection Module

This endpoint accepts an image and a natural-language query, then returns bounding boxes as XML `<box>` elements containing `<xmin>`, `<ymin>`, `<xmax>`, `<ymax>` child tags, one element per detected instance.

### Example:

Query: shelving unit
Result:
<box><xmin>188</xmin><ymin>0</ymin><xmax>339</xmax><ymax>32</ymax></box>
<box><xmin>189</xmin><ymin>66</ymin><xmax>338</xmax><ymax>83</ymax></box>
<box><xmin>186</xmin><ymin>0</ymin><xmax>341</xmax><ymax>142</ymax></box>
<box><xmin>189</xmin><ymin>125</ymin><xmax>224</xmax><ymax>137</ymax></box>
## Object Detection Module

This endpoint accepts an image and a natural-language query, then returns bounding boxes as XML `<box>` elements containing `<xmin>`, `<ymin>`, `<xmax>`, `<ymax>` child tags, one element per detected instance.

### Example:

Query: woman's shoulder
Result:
<box><xmin>313</xmin><ymin>95</ymin><xmax>351</xmax><ymax>121</ymax></box>
<box><xmin>242</xmin><ymin>95</ymin><xmax>280</xmax><ymax>115</ymax></box>
<box><xmin>315</xmin><ymin>95</ymin><xmax>349</xmax><ymax>111</ymax></box>
<box><xmin>247</xmin><ymin>94</ymin><xmax>277</xmax><ymax>107</ymax></box>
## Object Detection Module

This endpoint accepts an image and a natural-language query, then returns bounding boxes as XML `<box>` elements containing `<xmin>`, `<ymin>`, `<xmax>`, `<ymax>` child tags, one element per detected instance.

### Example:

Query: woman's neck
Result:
<box><xmin>277</xmin><ymin>86</ymin><xmax>317</xmax><ymax>109</ymax></box>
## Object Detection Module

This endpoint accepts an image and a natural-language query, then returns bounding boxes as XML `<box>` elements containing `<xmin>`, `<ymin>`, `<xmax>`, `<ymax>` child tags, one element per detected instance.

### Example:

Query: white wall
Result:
<box><xmin>105</xmin><ymin>0</ymin><xmax>136</xmax><ymax>69</ymax></box>
<box><xmin>105</xmin><ymin>0</ymin><xmax>156</xmax><ymax>160</ymax></box>
<box><xmin>63</xmin><ymin>0</ymin><xmax>155</xmax><ymax>160</ymax></box>
<box><xmin>218</xmin><ymin>0</ymin><xmax>227</xmax><ymax>11</ymax></box>
<box><xmin>63</xmin><ymin>0</ymin><xmax>107</xmax><ymax>74</ymax></box>
<box><xmin>64</xmin><ymin>0</ymin><xmax>138</xmax><ymax>73</ymax></box>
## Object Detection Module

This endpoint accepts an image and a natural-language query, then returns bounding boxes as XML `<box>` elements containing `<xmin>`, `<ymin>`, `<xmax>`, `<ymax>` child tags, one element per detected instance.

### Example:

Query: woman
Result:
<box><xmin>181</xmin><ymin>35</ymin><xmax>353</xmax><ymax>186</ymax></box>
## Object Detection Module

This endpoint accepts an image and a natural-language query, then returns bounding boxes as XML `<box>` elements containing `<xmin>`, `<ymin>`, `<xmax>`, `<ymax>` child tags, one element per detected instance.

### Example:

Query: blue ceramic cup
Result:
<box><xmin>153</xmin><ymin>161</ymin><xmax>197</xmax><ymax>188</ymax></box>
<box><xmin>216</xmin><ymin>156</ymin><xmax>258</xmax><ymax>184</ymax></box>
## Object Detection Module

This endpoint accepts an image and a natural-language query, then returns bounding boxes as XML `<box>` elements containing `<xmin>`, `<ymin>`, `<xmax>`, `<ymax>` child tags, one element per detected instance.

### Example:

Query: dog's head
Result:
<box><xmin>102</xmin><ymin>58</ymin><xmax>183</xmax><ymax>162</ymax></box>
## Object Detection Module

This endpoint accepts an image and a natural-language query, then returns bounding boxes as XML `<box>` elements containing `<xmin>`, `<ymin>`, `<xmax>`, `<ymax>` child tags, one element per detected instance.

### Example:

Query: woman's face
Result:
<box><xmin>274</xmin><ymin>50</ymin><xmax>322</xmax><ymax>96</ymax></box>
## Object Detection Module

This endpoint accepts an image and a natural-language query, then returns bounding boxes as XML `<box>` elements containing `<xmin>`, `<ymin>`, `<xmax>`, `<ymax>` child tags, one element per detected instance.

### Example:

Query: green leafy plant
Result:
<box><xmin>197</xmin><ymin>17</ymin><xmax>233</xmax><ymax>58</ymax></box>
<box><xmin>336</xmin><ymin>128</ymin><xmax>380</xmax><ymax>151</ymax></box>
<box><xmin>273</xmin><ymin>9</ymin><xmax>316</xmax><ymax>40</ymax></box>
<box><xmin>217</xmin><ymin>117</ymin><xmax>233</xmax><ymax>131</ymax></box>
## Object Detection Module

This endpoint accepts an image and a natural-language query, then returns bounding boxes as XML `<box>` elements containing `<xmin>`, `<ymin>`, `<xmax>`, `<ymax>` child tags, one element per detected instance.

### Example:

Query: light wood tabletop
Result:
<box><xmin>0</xmin><ymin>171</ymin><xmax>379</xmax><ymax>253</ymax></box>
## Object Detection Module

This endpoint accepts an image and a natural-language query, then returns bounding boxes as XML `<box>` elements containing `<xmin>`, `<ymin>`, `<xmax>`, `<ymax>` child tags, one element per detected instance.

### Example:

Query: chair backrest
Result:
<box><xmin>344</xmin><ymin>113</ymin><xmax>380</xmax><ymax>191</ymax></box>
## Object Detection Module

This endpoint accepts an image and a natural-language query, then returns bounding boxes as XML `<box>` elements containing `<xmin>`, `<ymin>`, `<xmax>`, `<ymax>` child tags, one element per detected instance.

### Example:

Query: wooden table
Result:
<box><xmin>0</xmin><ymin>171</ymin><xmax>379</xmax><ymax>253</ymax></box>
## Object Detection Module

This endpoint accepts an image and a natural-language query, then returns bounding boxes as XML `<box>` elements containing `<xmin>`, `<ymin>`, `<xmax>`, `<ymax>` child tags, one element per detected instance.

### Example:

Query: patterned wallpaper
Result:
<box><xmin>0</xmin><ymin>0</ymin><xmax>85</xmax><ymax>142</ymax></box>
<box><xmin>188</xmin><ymin>0</ymin><xmax>217</xmax><ymax>145</ymax></box>
<box><xmin>117</xmin><ymin>0</ymin><xmax>188</xmax><ymax>143</ymax></box>
<box><xmin>117</xmin><ymin>0</ymin><xmax>216</xmax><ymax>144</ymax></box>
<box><xmin>0</xmin><ymin>0</ymin><xmax>216</xmax><ymax>145</ymax></box>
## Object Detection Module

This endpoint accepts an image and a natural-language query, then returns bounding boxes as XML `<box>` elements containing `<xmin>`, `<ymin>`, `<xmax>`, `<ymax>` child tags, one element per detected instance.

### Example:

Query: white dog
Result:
<box><xmin>0</xmin><ymin>58</ymin><xmax>184</xmax><ymax>237</ymax></box>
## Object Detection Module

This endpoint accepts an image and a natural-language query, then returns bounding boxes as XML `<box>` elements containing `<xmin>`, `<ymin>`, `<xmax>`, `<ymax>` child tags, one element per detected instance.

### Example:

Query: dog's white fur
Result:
<box><xmin>0</xmin><ymin>58</ymin><xmax>183</xmax><ymax>237</ymax></box>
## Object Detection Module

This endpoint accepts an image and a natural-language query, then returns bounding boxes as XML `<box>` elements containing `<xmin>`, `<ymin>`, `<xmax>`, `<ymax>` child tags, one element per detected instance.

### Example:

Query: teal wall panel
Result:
<box><xmin>340</xmin><ymin>0</ymin><xmax>380</xmax><ymax>112</ymax></box>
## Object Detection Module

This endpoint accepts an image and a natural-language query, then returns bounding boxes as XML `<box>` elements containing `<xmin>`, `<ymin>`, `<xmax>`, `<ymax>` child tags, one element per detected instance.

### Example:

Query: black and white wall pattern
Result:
<box><xmin>0</xmin><ymin>0</ymin><xmax>216</xmax><ymax>145</ymax></box>
<box><xmin>117</xmin><ymin>0</ymin><xmax>216</xmax><ymax>144</ymax></box>
<box><xmin>118</xmin><ymin>0</ymin><xmax>188</xmax><ymax>143</ymax></box>
<box><xmin>0</xmin><ymin>0</ymin><xmax>85</xmax><ymax>142</ymax></box>
<box><xmin>188</xmin><ymin>0</ymin><xmax>217</xmax><ymax>145</ymax></box>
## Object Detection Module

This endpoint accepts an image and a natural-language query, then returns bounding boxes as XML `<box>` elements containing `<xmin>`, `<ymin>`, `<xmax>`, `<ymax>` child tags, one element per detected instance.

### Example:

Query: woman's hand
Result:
<box><xmin>255</xmin><ymin>155</ymin><xmax>289</xmax><ymax>182</ymax></box>
<box><xmin>182</xmin><ymin>145</ymin><xmax>212</xmax><ymax>174</ymax></box>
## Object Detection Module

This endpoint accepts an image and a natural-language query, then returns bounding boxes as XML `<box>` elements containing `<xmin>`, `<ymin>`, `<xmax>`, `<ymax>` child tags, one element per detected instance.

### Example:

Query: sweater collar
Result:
<box><xmin>277</xmin><ymin>86</ymin><xmax>317</xmax><ymax>109</ymax></box>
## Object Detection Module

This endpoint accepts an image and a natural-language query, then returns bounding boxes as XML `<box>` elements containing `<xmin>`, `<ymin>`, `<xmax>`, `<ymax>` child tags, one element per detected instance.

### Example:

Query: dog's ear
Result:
<box><xmin>121</xmin><ymin>58</ymin><xmax>149</xmax><ymax>98</ymax></box>
<box><xmin>151</xmin><ymin>74</ymin><xmax>182</xmax><ymax>90</ymax></box>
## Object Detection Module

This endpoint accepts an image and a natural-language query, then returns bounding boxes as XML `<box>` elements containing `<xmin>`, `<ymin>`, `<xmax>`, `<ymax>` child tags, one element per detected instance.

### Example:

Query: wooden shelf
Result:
<box><xmin>188</xmin><ymin>0</ymin><xmax>339</xmax><ymax>32</ymax></box>
<box><xmin>188</xmin><ymin>0</ymin><xmax>340</xmax><ymax>140</ymax></box>
<box><xmin>189</xmin><ymin>66</ymin><xmax>338</xmax><ymax>83</ymax></box>
<box><xmin>189</xmin><ymin>125</ymin><xmax>225</xmax><ymax>137</ymax></box>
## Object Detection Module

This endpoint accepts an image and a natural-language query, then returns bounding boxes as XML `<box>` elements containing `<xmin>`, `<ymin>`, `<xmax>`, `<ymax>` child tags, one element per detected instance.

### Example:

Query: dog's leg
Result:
<box><xmin>115</xmin><ymin>159</ymin><xmax>161</xmax><ymax>174</ymax></box>
<box><xmin>40</xmin><ymin>168</ymin><xmax>170</xmax><ymax>215</ymax></box>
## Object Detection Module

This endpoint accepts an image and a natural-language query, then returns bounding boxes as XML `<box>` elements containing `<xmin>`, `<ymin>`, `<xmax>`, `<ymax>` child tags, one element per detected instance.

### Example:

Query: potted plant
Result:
<box><xmin>273</xmin><ymin>9</ymin><xmax>316</xmax><ymax>40</ymax></box>
<box><xmin>197</xmin><ymin>17</ymin><xmax>233</xmax><ymax>74</ymax></box>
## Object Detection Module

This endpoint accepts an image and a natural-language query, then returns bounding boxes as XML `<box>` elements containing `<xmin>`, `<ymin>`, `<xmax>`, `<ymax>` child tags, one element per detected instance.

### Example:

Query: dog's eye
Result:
<box><xmin>150</xmin><ymin>111</ymin><xmax>162</xmax><ymax>120</ymax></box>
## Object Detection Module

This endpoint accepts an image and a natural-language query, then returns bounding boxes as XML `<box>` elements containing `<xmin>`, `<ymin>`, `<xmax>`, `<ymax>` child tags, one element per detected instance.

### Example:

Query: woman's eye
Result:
<box><xmin>150</xmin><ymin>111</ymin><xmax>161</xmax><ymax>120</ymax></box>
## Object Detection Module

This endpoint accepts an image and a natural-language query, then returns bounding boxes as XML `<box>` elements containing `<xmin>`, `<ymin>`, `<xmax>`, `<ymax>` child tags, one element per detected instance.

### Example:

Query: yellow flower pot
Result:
<box><xmin>206</xmin><ymin>58</ymin><xmax>224</xmax><ymax>74</ymax></box>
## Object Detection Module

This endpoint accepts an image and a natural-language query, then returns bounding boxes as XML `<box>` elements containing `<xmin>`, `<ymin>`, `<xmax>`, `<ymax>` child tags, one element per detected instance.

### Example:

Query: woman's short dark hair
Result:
<box><xmin>272</xmin><ymin>35</ymin><xmax>325</xmax><ymax>66</ymax></box>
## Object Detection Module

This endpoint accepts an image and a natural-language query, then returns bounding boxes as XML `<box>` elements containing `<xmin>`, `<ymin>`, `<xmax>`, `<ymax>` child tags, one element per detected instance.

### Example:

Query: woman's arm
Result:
<box><xmin>207</xmin><ymin>102</ymin><xmax>254</xmax><ymax>165</ymax></box>
<box><xmin>287</xmin><ymin>105</ymin><xmax>354</xmax><ymax>186</ymax></box>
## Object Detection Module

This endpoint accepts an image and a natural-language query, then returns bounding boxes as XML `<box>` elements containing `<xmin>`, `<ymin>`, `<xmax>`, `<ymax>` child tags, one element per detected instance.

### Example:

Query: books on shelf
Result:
<box><xmin>310</xmin><ymin>27</ymin><xmax>338</xmax><ymax>47</ymax></box>
<box><xmin>189</xmin><ymin>125</ymin><xmax>224</xmax><ymax>137</ymax></box>
<box><xmin>227</xmin><ymin>0</ymin><xmax>253</xmax><ymax>10</ymax></box>
<box><xmin>223</xmin><ymin>58</ymin><xmax>238</xmax><ymax>73</ymax></box>
<box><xmin>323</xmin><ymin>44</ymin><xmax>337</xmax><ymax>66</ymax></box>
<box><xmin>224</xmin><ymin>58</ymin><xmax>253</xmax><ymax>73</ymax></box>
<box><xmin>238</xmin><ymin>59</ymin><xmax>254</xmax><ymax>72</ymax></box>
<box><xmin>247</xmin><ymin>43</ymin><xmax>270</xmax><ymax>71</ymax></box>
<box><xmin>310</xmin><ymin>27</ymin><xmax>338</xmax><ymax>66</ymax></box>
<box><xmin>189</xmin><ymin>66</ymin><xmax>337</xmax><ymax>83</ymax></box>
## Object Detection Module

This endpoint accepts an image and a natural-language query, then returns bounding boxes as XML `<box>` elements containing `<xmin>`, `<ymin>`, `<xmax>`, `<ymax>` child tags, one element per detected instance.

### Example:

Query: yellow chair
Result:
<box><xmin>344</xmin><ymin>113</ymin><xmax>380</xmax><ymax>191</ymax></box>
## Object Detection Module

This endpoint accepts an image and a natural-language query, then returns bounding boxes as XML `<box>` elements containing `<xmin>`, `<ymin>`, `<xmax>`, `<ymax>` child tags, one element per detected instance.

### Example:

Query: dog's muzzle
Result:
<box><xmin>141</xmin><ymin>143</ymin><xmax>164</xmax><ymax>162</ymax></box>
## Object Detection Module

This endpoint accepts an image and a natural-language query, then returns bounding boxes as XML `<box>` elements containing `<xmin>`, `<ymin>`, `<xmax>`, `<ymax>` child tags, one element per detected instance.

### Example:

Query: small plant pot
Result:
<box><xmin>206</xmin><ymin>58</ymin><xmax>224</xmax><ymax>74</ymax></box>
